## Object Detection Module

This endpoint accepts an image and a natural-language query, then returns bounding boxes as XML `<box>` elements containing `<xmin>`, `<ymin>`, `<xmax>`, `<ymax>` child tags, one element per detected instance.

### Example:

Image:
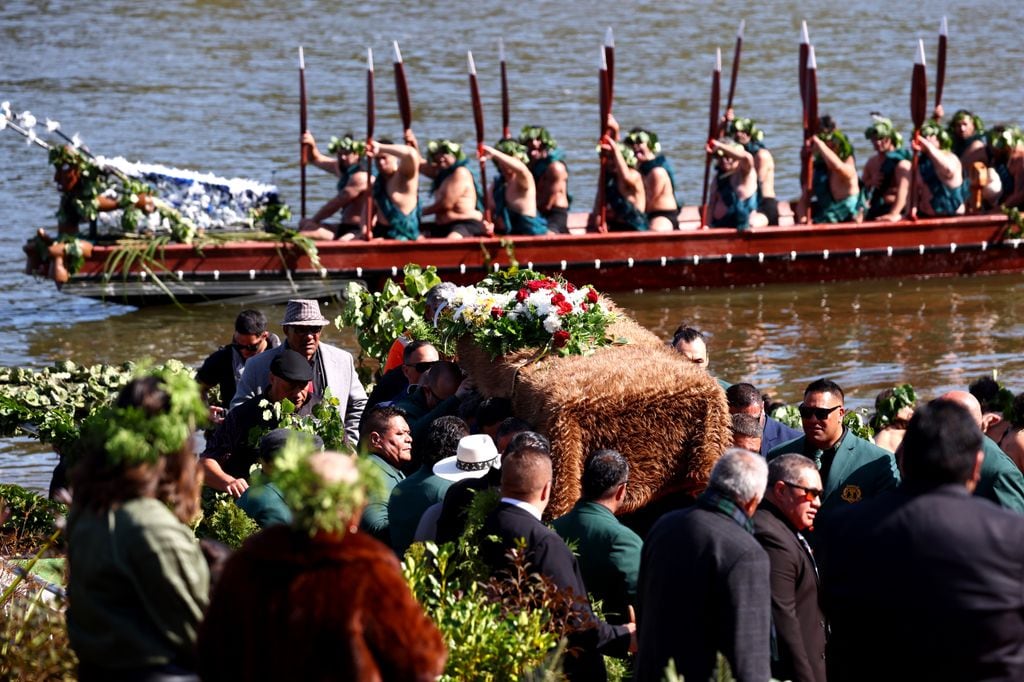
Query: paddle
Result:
<box><xmin>363</xmin><ymin>48</ymin><xmax>375</xmax><ymax>240</ymax></box>
<box><xmin>595</xmin><ymin>45</ymin><xmax>610</xmax><ymax>233</ymax></box>
<box><xmin>909</xmin><ymin>39</ymin><xmax>928</xmax><ymax>220</ymax></box>
<box><xmin>934</xmin><ymin>16</ymin><xmax>947</xmax><ymax>116</ymax></box>
<box><xmin>799</xmin><ymin>21</ymin><xmax>809</xmax><ymax>104</ymax></box>
<box><xmin>802</xmin><ymin>45</ymin><xmax>819</xmax><ymax>225</ymax></box>
<box><xmin>700</xmin><ymin>49</ymin><xmax>721</xmax><ymax>229</ymax></box>
<box><xmin>499</xmin><ymin>38</ymin><xmax>510</xmax><ymax>139</ymax></box>
<box><xmin>393</xmin><ymin>41</ymin><xmax>412</xmax><ymax>132</ymax></box>
<box><xmin>467</xmin><ymin>51</ymin><xmax>491</xmax><ymax>225</ymax></box>
<box><xmin>298</xmin><ymin>46</ymin><xmax>308</xmax><ymax>221</ymax></box>
<box><xmin>604</xmin><ymin>28</ymin><xmax>615</xmax><ymax>110</ymax></box>
<box><xmin>726</xmin><ymin>20</ymin><xmax>745</xmax><ymax>112</ymax></box>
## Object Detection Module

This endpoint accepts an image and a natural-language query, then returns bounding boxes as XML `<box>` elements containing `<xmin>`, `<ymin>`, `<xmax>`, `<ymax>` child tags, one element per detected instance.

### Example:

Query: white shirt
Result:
<box><xmin>500</xmin><ymin>497</ymin><xmax>542</xmax><ymax>521</ymax></box>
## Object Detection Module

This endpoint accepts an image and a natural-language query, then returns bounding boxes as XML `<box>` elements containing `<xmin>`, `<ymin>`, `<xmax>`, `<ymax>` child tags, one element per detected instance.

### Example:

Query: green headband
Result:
<box><xmin>864</xmin><ymin>116</ymin><xmax>903</xmax><ymax>148</ymax></box>
<box><xmin>518</xmin><ymin>125</ymin><xmax>557</xmax><ymax>150</ymax></box>
<box><xmin>495</xmin><ymin>137</ymin><xmax>529</xmax><ymax>164</ymax></box>
<box><xmin>327</xmin><ymin>135</ymin><xmax>366</xmax><ymax>156</ymax></box>
<box><xmin>427</xmin><ymin>139</ymin><xmax>465</xmax><ymax>161</ymax></box>
<box><xmin>624</xmin><ymin>129</ymin><xmax>662</xmax><ymax>154</ymax></box>
<box><xmin>988</xmin><ymin>126</ymin><xmax>1024</xmax><ymax>151</ymax></box>
<box><xmin>949</xmin><ymin>110</ymin><xmax>985</xmax><ymax>137</ymax></box>
<box><xmin>818</xmin><ymin>128</ymin><xmax>853</xmax><ymax>160</ymax></box>
<box><xmin>728</xmin><ymin>118</ymin><xmax>765</xmax><ymax>144</ymax></box>
<box><xmin>77</xmin><ymin>367</ymin><xmax>207</xmax><ymax>467</ymax></box>
<box><xmin>919</xmin><ymin>121</ymin><xmax>953</xmax><ymax>150</ymax></box>
<box><xmin>873</xmin><ymin>384</ymin><xmax>917</xmax><ymax>430</ymax></box>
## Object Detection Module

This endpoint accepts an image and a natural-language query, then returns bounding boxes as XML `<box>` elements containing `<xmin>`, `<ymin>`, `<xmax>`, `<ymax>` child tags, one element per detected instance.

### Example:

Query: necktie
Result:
<box><xmin>796</xmin><ymin>531</ymin><xmax>819</xmax><ymax>578</ymax></box>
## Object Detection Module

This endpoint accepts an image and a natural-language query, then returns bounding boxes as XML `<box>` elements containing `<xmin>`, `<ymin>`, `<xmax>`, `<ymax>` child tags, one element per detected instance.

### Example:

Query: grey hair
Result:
<box><xmin>731</xmin><ymin>413</ymin><xmax>763</xmax><ymax>438</ymax></box>
<box><xmin>709</xmin><ymin>448</ymin><xmax>769</xmax><ymax>506</ymax></box>
<box><xmin>767</xmin><ymin>453</ymin><xmax>817</xmax><ymax>486</ymax></box>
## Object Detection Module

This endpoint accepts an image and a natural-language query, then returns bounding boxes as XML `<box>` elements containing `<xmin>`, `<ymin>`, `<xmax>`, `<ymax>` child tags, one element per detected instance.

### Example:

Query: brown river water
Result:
<box><xmin>1</xmin><ymin>0</ymin><xmax>1022</xmax><ymax>490</ymax></box>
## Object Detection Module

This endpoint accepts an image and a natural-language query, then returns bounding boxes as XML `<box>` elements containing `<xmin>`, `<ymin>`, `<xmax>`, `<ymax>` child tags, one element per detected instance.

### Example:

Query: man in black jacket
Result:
<box><xmin>480</xmin><ymin>432</ymin><xmax>634</xmax><ymax>681</ymax></box>
<box><xmin>635</xmin><ymin>448</ymin><xmax>771</xmax><ymax>682</ymax></box>
<box><xmin>821</xmin><ymin>399</ymin><xmax>1024</xmax><ymax>681</ymax></box>
<box><xmin>754</xmin><ymin>454</ymin><xmax>827</xmax><ymax>682</ymax></box>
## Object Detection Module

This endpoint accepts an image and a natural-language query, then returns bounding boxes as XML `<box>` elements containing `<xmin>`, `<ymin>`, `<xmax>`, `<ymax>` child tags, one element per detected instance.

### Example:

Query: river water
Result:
<box><xmin>1</xmin><ymin>0</ymin><xmax>1022</xmax><ymax>491</ymax></box>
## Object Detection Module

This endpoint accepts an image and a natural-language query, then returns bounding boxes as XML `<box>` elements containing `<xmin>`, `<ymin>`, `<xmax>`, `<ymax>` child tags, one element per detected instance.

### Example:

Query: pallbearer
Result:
<box><xmin>519</xmin><ymin>125</ymin><xmax>571</xmax><ymax>233</ymax></box>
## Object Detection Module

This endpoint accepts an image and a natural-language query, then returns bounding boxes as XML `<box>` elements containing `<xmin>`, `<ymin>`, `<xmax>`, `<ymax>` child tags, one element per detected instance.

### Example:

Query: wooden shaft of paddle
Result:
<box><xmin>467</xmin><ymin>53</ymin><xmax>490</xmax><ymax>224</ymax></box>
<box><xmin>803</xmin><ymin>53</ymin><xmax>818</xmax><ymax>225</ymax></box>
<box><xmin>364</xmin><ymin>49</ymin><xmax>375</xmax><ymax>240</ymax></box>
<box><xmin>726</xmin><ymin>20</ymin><xmax>744</xmax><ymax>110</ymax></box>
<box><xmin>910</xmin><ymin>45</ymin><xmax>927</xmax><ymax>220</ymax></box>
<box><xmin>500</xmin><ymin>61</ymin><xmax>510</xmax><ymax>139</ymax></box>
<box><xmin>701</xmin><ymin>53</ymin><xmax>720</xmax><ymax>229</ymax></box>
<box><xmin>935</xmin><ymin>31</ymin><xmax>947</xmax><ymax>112</ymax></box>
<box><xmin>596</xmin><ymin>55</ymin><xmax>610</xmax><ymax>233</ymax></box>
<box><xmin>299</xmin><ymin>47</ymin><xmax>308</xmax><ymax>221</ymax></box>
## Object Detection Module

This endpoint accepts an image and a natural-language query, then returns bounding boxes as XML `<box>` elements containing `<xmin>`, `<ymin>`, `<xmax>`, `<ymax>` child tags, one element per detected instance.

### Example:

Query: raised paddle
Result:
<box><xmin>726</xmin><ymin>20</ymin><xmax>745</xmax><ymax>112</ymax></box>
<box><xmin>802</xmin><ymin>45</ymin><xmax>819</xmax><ymax>225</ymax></box>
<box><xmin>799</xmin><ymin>21</ymin><xmax>810</xmax><ymax>105</ymax></box>
<box><xmin>363</xmin><ymin>48</ymin><xmax>375</xmax><ymax>240</ymax></box>
<box><xmin>935</xmin><ymin>16</ymin><xmax>947</xmax><ymax>116</ymax></box>
<box><xmin>298</xmin><ymin>46</ymin><xmax>308</xmax><ymax>221</ymax></box>
<box><xmin>467</xmin><ymin>51</ymin><xmax>491</xmax><ymax>225</ymax></box>
<box><xmin>499</xmin><ymin>38</ymin><xmax>510</xmax><ymax>139</ymax></box>
<box><xmin>604</xmin><ymin>27</ymin><xmax>615</xmax><ymax>111</ymax></box>
<box><xmin>700</xmin><ymin>48</ymin><xmax>721</xmax><ymax>229</ymax></box>
<box><xmin>909</xmin><ymin>39</ymin><xmax>928</xmax><ymax>220</ymax></box>
<box><xmin>595</xmin><ymin>45</ymin><xmax>610</xmax><ymax>233</ymax></box>
<box><xmin>393</xmin><ymin>41</ymin><xmax>412</xmax><ymax>132</ymax></box>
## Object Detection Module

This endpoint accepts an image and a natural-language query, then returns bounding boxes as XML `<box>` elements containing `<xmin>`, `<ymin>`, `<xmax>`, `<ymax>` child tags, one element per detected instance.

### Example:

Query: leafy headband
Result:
<box><xmin>596</xmin><ymin>141</ymin><xmax>638</xmax><ymax>167</ymax></box>
<box><xmin>495</xmin><ymin>137</ymin><xmax>529</xmax><ymax>164</ymax></box>
<box><xmin>817</xmin><ymin>128</ymin><xmax>853</xmax><ymax>160</ymax></box>
<box><xmin>864</xmin><ymin>115</ymin><xmax>903</xmax><ymax>148</ymax></box>
<box><xmin>728</xmin><ymin>118</ymin><xmax>765</xmax><ymax>144</ymax></box>
<box><xmin>625</xmin><ymin>129</ymin><xmax>662</xmax><ymax>154</ymax></box>
<box><xmin>988</xmin><ymin>125</ymin><xmax>1024</xmax><ymax>151</ymax></box>
<box><xmin>518</xmin><ymin>125</ymin><xmax>557</xmax><ymax>150</ymax></box>
<box><xmin>427</xmin><ymin>139</ymin><xmax>465</xmax><ymax>161</ymax></box>
<box><xmin>919</xmin><ymin>121</ymin><xmax>953</xmax><ymax>151</ymax></box>
<box><xmin>327</xmin><ymin>135</ymin><xmax>366</xmax><ymax>156</ymax></box>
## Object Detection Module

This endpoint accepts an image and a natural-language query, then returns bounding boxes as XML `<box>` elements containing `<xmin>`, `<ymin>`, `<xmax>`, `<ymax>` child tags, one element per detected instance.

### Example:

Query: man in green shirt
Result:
<box><xmin>358</xmin><ymin>405</ymin><xmax>413</xmax><ymax>545</ymax></box>
<box><xmin>553</xmin><ymin>449</ymin><xmax>643</xmax><ymax>625</ymax></box>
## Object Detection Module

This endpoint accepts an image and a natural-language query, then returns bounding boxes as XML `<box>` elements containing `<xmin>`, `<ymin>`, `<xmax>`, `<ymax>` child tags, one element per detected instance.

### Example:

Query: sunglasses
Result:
<box><xmin>288</xmin><ymin>326</ymin><xmax>323</xmax><ymax>336</ymax></box>
<box><xmin>232</xmin><ymin>341</ymin><xmax>262</xmax><ymax>352</ymax></box>
<box><xmin>798</xmin><ymin>404</ymin><xmax>841</xmax><ymax>421</ymax></box>
<box><xmin>404</xmin><ymin>361</ymin><xmax>437</xmax><ymax>373</ymax></box>
<box><xmin>782</xmin><ymin>480</ymin><xmax>824</xmax><ymax>502</ymax></box>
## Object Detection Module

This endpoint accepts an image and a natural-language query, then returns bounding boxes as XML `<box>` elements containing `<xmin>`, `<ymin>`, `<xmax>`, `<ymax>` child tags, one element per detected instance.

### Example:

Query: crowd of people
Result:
<box><xmin>59</xmin><ymin>298</ymin><xmax>1024</xmax><ymax>680</ymax></box>
<box><xmin>297</xmin><ymin>106</ymin><xmax>1024</xmax><ymax>240</ymax></box>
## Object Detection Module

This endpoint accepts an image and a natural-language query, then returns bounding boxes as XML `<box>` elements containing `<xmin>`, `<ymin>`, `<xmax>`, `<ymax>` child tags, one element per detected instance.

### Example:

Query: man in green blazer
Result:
<box><xmin>768</xmin><ymin>379</ymin><xmax>900</xmax><ymax>538</ymax></box>
<box><xmin>553</xmin><ymin>449</ymin><xmax>643</xmax><ymax>625</ymax></box>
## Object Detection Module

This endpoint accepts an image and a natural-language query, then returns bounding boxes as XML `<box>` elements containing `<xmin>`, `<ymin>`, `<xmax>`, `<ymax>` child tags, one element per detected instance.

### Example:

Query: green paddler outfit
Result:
<box><xmin>236</xmin><ymin>481</ymin><xmax>292</xmax><ymax>528</ymax></box>
<box><xmin>976</xmin><ymin>436</ymin><xmax>1024</xmax><ymax>514</ymax></box>
<box><xmin>388</xmin><ymin>464</ymin><xmax>454</xmax><ymax>556</ymax></box>
<box><xmin>359</xmin><ymin>453</ymin><xmax>406</xmax><ymax>546</ymax></box>
<box><xmin>552</xmin><ymin>500</ymin><xmax>642</xmax><ymax>624</ymax></box>
<box><xmin>812</xmin><ymin>159</ymin><xmax>861</xmax><ymax>223</ymax></box>
<box><xmin>67</xmin><ymin>497</ymin><xmax>209</xmax><ymax>672</ymax></box>
<box><xmin>768</xmin><ymin>428</ymin><xmax>900</xmax><ymax>536</ymax></box>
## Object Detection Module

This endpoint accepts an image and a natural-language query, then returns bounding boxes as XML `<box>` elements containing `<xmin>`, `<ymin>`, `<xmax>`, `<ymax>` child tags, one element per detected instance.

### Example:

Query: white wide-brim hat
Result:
<box><xmin>433</xmin><ymin>433</ymin><xmax>499</xmax><ymax>481</ymax></box>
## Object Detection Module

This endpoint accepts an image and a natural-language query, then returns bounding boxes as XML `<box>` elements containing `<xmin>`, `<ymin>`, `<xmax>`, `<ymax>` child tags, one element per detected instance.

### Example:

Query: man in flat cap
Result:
<box><xmin>203</xmin><ymin>349</ymin><xmax>315</xmax><ymax>497</ymax></box>
<box><xmin>231</xmin><ymin>299</ymin><xmax>367</xmax><ymax>446</ymax></box>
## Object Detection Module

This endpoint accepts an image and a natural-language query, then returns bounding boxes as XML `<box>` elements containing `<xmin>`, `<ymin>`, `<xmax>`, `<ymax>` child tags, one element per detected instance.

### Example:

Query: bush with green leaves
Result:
<box><xmin>0</xmin><ymin>590</ymin><xmax>77</xmax><ymax>681</ymax></box>
<box><xmin>195</xmin><ymin>491</ymin><xmax>259</xmax><ymax>549</ymax></box>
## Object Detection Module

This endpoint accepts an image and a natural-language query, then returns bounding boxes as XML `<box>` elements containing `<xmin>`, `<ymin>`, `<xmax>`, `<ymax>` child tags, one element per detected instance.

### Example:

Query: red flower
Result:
<box><xmin>565</xmin><ymin>282</ymin><xmax>576</xmax><ymax>293</ymax></box>
<box><xmin>526</xmin><ymin>280</ymin><xmax>543</xmax><ymax>292</ymax></box>
<box><xmin>556</xmin><ymin>300</ymin><xmax>573</xmax><ymax>315</ymax></box>
<box><xmin>550</xmin><ymin>292</ymin><xmax>566</xmax><ymax>305</ymax></box>
<box><xmin>491</xmin><ymin>306</ymin><xmax>504</xmax><ymax>318</ymax></box>
<box><xmin>540</xmin><ymin>279</ymin><xmax>558</xmax><ymax>289</ymax></box>
<box><xmin>517</xmin><ymin>288</ymin><xmax>529</xmax><ymax>302</ymax></box>
<box><xmin>586</xmin><ymin>287</ymin><xmax>599</xmax><ymax>304</ymax></box>
<box><xmin>553</xmin><ymin>330</ymin><xmax>570</xmax><ymax>348</ymax></box>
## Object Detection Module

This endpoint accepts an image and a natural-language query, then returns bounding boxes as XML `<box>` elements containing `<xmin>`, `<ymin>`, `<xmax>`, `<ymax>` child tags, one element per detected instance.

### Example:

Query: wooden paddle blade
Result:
<box><xmin>366</xmin><ymin>48</ymin><xmax>375</xmax><ymax>140</ymax></box>
<box><xmin>604</xmin><ymin>27</ymin><xmax>615</xmax><ymax>107</ymax></box>
<box><xmin>935</xmin><ymin>17</ymin><xmax>947</xmax><ymax>110</ymax></box>
<box><xmin>499</xmin><ymin>39</ymin><xmax>510</xmax><ymax>139</ymax></box>
<box><xmin>726</xmin><ymin>20</ymin><xmax>744</xmax><ymax>110</ymax></box>
<box><xmin>805</xmin><ymin>46</ymin><xmax>818</xmax><ymax>136</ymax></box>
<box><xmin>393</xmin><ymin>42</ymin><xmax>412</xmax><ymax>131</ymax></box>
<box><xmin>799</xmin><ymin>21</ymin><xmax>809</xmax><ymax>103</ymax></box>
<box><xmin>299</xmin><ymin>47</ymin><xmax>308</xmax><ymax>220</ymax></box>
<box><xmin>599</xmin><ymin>47</ymin><xmax>609</xmax><ymax>133</ymax></box>
<box><xmin>709</xmin><ymin>49</ymin><xmax>721</xmax><ymax>141</ymax></box>
<box><xmin>911</xmin><ymin>40</ymin><xmax>928</xmax><ymax>129</ymax></box>
<box><xmin>468</xmin><ymin>52</ymin><xmax>486</xmax><ymax>147</ymax></box>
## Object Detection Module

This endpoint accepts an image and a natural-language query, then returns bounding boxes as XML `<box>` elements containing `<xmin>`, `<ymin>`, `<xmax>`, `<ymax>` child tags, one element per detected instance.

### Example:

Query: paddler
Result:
<box><xmin>593</xmin><ymin>114</ymin><xmax>647</xmax><ymax>232</ymax></box>
<box><xmin>420</xmin><ymin>139</ymin><xmax>487</xmax><ymax>239</ymax></box>
<box><xmin>299</xmin><ymin>132</ymin><xmax>370</xmax><ymax>240</ymax></box>
<box><xmin>480</xmin><ymin>138</ymin><xmax>548</xmax><ymax>236</ymax></box>
<box><xmin>519</xmin><ymin>125</ymin><xmax>571</xmax><ymax>233</ymax></box>
<box><xmin>946</xmin><ymin>109</ymin><xmax>988</xmax><ymax>169</ymax></box>
<box><xmin>625</xmin><ymin>127</ymin><xmax>680</xmax><ymax>231</ymax></box>
<box><xmin>911</xmin><ymin>120</ymin><xmax>966</xmax><ymax>217</ymax></box>
<box><xmin>727</xmin><ymin>117</ymin><xmax>779</xmax><ymax>226</ymax></box>
<box><xmin>861</xmin><ymin>115</ymin><xmax>911</xmax><ymax>222</ymax></box>
<box><xmin>366</xmin><ymin>133</ymin><xmax>421</xmax><ymax>240</ymax></box>
<box><xmin>705</xmin><ymin>138</ymin><xmax>767</xmax><ymax>230</ymax></box>
<box><xmin>985</xmin><ymin>125</ymin><xmax>1024</xmax><ymax>211</ymax></box>
<box><xmin>797</xmin><ymin>116</ymin><xmax>861</xmax><ymax>224</ymax></box>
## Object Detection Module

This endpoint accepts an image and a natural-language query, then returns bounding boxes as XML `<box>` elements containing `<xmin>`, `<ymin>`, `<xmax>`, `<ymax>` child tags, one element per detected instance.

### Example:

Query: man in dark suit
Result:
<box><xmin>768</xmin><ymin>378</ymin><xmax>900</xmax><ymax>538</ymax></box>
<box><xmin>635</xmin><ymin>448</ymin><xmax>771</xmax><ymax>682</ymax></box>
<box><xmin>480</xmin><ymin>432</ymin><xmax>634</xmax><ymax>681</ymax></box>
<box><xmin>728</xmin><ymin>382</ymin><xmax>801</xmax><ymax>457</ymax></box>
<box><xmin>553</xmin><ymin>449</ymin><xmax>643</xmax><ymax>625</ymax></box>
<box><xmin>754</xmin><ymin>454</ymin><xmax>827</xmax><ymax>682</ymax></box>
<box><xmin>820</xmin><ymin>399</ymin><xmax>1024</xmax><ymax>681</ymax></box>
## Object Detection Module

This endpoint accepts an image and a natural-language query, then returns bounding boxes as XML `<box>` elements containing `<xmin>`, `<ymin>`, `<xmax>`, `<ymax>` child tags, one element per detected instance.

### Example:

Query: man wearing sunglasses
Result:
<box><xmin>366</xmin><ymin>340</ymin><xmax>439</xmax><ymax>410</ymax></box>
<box><xmin>196</xmin><ymin>309</ymin><xmax>280</xmax><ymax>423</ymax></box>
<box><xmin>767</xmin><ymin>379</ymin><xmax>899</xmax><ymax>536</ymax></box>
<box><xmin>754</xmin><ymin>454</ymin><xmax>827</xmax><ymax>682</ymax></box>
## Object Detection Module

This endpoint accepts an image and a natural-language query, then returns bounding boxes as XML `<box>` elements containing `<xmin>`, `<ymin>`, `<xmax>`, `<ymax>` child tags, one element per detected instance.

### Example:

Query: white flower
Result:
<box><xmin>0</xmin><ymin>101</ymin><xmax>10</xmax><ymax>118</ymax></box>
<box><xmin>45</xmin><ymin>118</ymin><xmax>60</xmax><ymax>132</ymax></box>
<box><xmin>18</xmin><ymin>111</ymin><xmax>36</xmax><ymax>128</ymax></box>
<box><xmin>543</xmin><ymin>313</ymin><xmax>562</xmax><ymax>333</ymax></box>
<box><xmin>71</xmin><ymin>133</ymin><xmax>82</xmax><ymax>148</ymax></box>
<box><xmin>527</xmin><ymin>290</ymin><xmax>553</xmax><ymax>316</ymax></box>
